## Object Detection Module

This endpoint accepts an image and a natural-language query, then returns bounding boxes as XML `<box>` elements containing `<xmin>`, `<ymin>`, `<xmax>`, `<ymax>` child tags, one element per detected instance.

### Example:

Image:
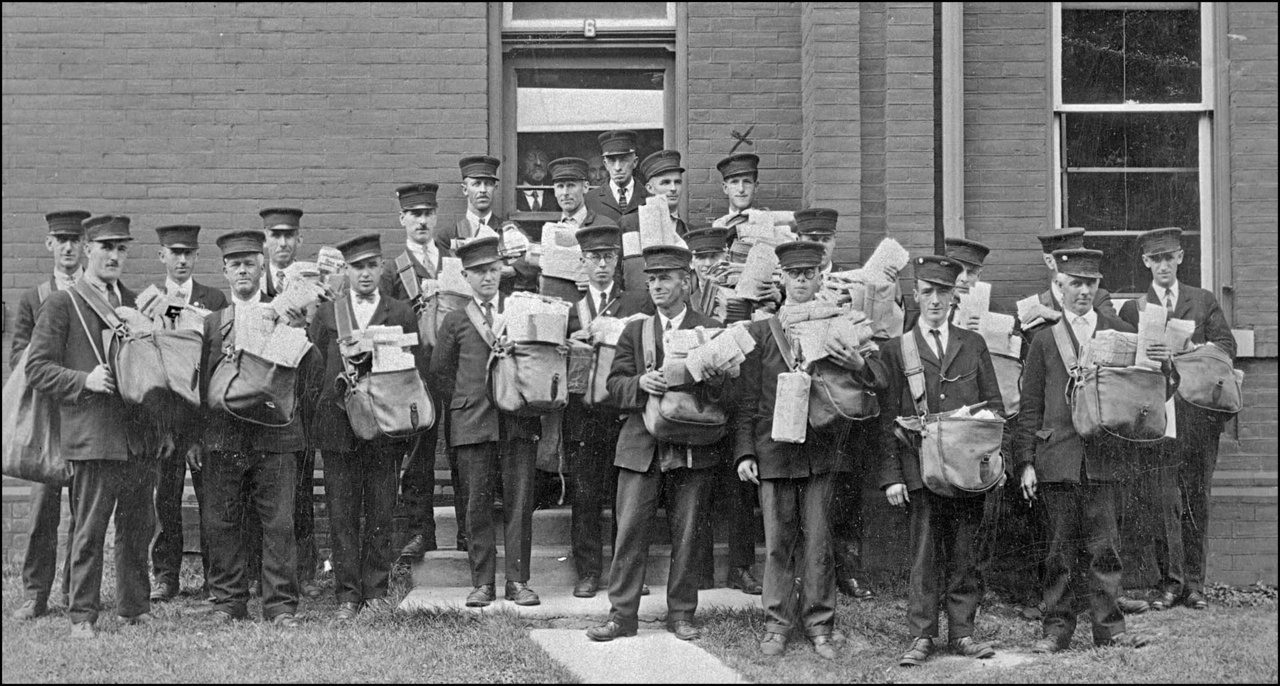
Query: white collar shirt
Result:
<box><xmin>658</xmin><ymin>305</ymin><xmax>688</xmax><ymax>333</ymax></box>
<box><xmin>465</xmin><ymin>209</ymin><xmax>494</xmax><ymax>234</ymax></box>
<box><xmin>1161</xmin><ymin>281</ymin><xmax>1181</xmax><ymax>310</ymax></box>
<box><xmin>166</xmin><ymin>277</ymin><xmax>193</xmax><ymax>304</ymax></box>
<box><xmin>407</xmin><ymin>239</ymin><xmax>438</xmax><ymax>274</ymax></box>
<box><xmin>53</xmin><ymin>267</ymin><xmax>83</xmax><ymax>291</ymax></box>
<box><xmin>83</xmin><ymin>273</ymin><xmax>122</xmax><ymax>306</ymax></box>
<box><xmin>232</xmin><ymin>291</ymin><xmax>264</xmax><ymax>309</ymax></box>
<box><xmin>350</xmin><ymin>290</ymin><xmax>380</xmax><ymax>329</ymax></box>
<box><xmin>587</xmin><ymin>283</ymin><xmax>614</xmax><ymax>314</ymax></box>
<box><xmin>612</xmin><ymin>178</ymin><xmax>635</xmax><ymax>206</ymax></box>
<box><xmin>1070</xmin><ymin>308</ymin><xmax>1098</xmax><ymax>345</ymax></box>
<box><xmin>922</xmin><ymin>323</ymin><xmax>951</xmax><ymax>360</ymax></box>
<box><xmin>561</xmin><ymin>205</ymin><xmax>589</xmax><ymax>226</ymax></box>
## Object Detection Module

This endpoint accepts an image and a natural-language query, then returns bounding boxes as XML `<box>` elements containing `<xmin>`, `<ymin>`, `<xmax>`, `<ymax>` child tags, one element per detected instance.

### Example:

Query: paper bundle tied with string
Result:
<box><xmin>772</xmin><ymin>370</ymin><xmax>811</xmax><ymax>444</ymax></box>
<box><xmin>638</xmin><ymin>195</ymin><xmax>685</xmax><ymax>249</ymax></box>
<box><xmin>589</xmin><ymin>313</ymin><xmax>648</xmax><ymax>347</ymax></box>
<box><xmin>954</xmin><ymin>282</ymin><xmax>992</xmax><ymax>330</ymax></box>
<box><xmin>234</xmin><ymin>302</ymin><xmax>313</xmax><ymax>368</ymax></box>
<box><xmin>540</xmin><ymin>223</ymin><xmax>587</xmax><ymax>282</ymax></box>
<box><xmin>438</xmin><ymin>256</ymin><xmax>470</xmax><ymax>295</ymax></box>
<box><xmin>1136</xmin><ymin>305</ymin><xmax>1168</xmax><ymax>370</ymax></box>
<box><xmin>979</xmin><ymin>312</ymin><xmax>1021</xmax><ymax>358</ymax></box>
<box><xmin>734</xmin><ymin>242</ymin><xmax>780</xmax><ymax>300</ymax></box>
<box><xmin>682</xmin><ymin>325</ymin><xmax>756</xmax><ymax>382</ymax></box>
<box><xmin>135</xmin><ymin>284</ymin><xmax>209</xmax><ymax>332</ymax></box>
<box><xmin>1081</xmin><ymin>329</ymin><xmax>1138</xmax><ymax>368</ymax></box>
<box><xmin>503</xmin><ymin>292</ymin><xmax>570</xmax><ymax>344</ymax></box>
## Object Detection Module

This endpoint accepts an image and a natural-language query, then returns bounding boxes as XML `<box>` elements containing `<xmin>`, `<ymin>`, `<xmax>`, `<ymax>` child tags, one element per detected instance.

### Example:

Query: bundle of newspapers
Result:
<box><xmin>819</xmin><ymin>237</ymin><xmax>909</xmax><ymax>339</ymax></box>
<box><xmin>777</xmin><ymin>301</ymin><xmax>877</xmax><ymax>365</ymax></box>
<box><xmin>539</xmin><ymin>222</ymin><xmax>587</xmax><ymax>283</ymax></box>
<box><xmin>664</xmin><ymin>324</ymin><xmax>757</xmax><ymax>384</ymax></box>
<box><xmin>502</xmin><ymin>291</ymin><xmax>571</xmax><ymax>344</ymax></box>
<box><xmin>233</xmin><ymin>303</ymin><xmax>313</xmax><ymax>368</ymax></box>
<box><xmin>134</xmin><ymin>284</ymin><xmax>210</xmax><ymax>333</ymax></box>
<box><xmin>588</xmin><ymin>313</ymin><xmax>649</xmax><ymax>347</ymax></box>
<box><xmin>340</xmin><ymin>325</ymin><xmax>419</xmax><ymax>373</ymax></box>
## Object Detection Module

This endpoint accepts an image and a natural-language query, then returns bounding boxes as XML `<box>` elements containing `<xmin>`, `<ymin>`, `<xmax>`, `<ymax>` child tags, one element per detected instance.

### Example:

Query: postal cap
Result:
<box><xmin>575</xmin><ymin>224</ymin><xmax>622</xmax><ymax>253</ymax></box>
<box><xmin>684</xmin><ymin>227</ymin><xmax>730</xmax><ymax>256</ymax></box>
<box><xmin>336</xmin><ymin>233</ymin><xmax>382</xmax><ymax>265</ymax></box>
<box><xmin>913</xmin><ymin>255</ymin><xmax>963</xmax><ymax>288</ymax></box>
<box><xmin>1138</xmin><ymin>227</ymin><xmax>1183</xmax><ymax>257</ymax></box>
<box><xmin>397</xmin><ymin>183</ymin><xmax>438</xmax><ymax>211</ymax></box>
<box><xmin>944</xmin><ymin>237</ymin><xmax>990</xmax><ymax>269</ymax></box>
<box><xmin>456</xmin><ymin>236</ymin><xmax>503</xmax><ymax>269</ymax></box>
<box><xmin>217</xmin><ymin>230</ymin><xmax>266</xmax><ymax>258</ymax></box>
<box><xmin>459</xmin><ymin>155</ymin><xmax>500</xmax><ymax>181</ymax></box>
<box><xmin>598</xmin><ymin>130</ymin><xmax>639</xmax><ymax>157</ymax></box>
<box><xmin>716</xmin><ymin>153</ymin><xmax>760</xmax><ymax>181</ymax></box>
<box><xmin>83</xmin><ymin>215</ymin><xmax>133</xmax><ymax>243</ymax></box>
<box><xmin>1037</xmin><ymin>227</ymin><xmax>1086</xmax><ymax>253</ymax></box>
<box><xmin>46</xmin><ymin>210</ymin><xmax>90</xmax><ymax>237</ymax></box>
<box><xmin>1052</xmin><ymin>248</ymin><xmax>1104</xmax><ymax>280</ymax></box>
<box><xmin>155</xmin><ymin>224</ymin><xmax>201</xmax><ymax>250</ymax></box>
<box><xmin>260</xmin><ymin>208</ymin><xmax>303</xmax><ymax>232</ymax></box>
<box><xmin>549</xmin><ymin>157</ymin><xmax>589</xmax><ymax>183</ymax></box>
<box><xmin>794</xmin><ymin>207</ymin><xmax>839</xmax><ymax>236</ymax></box>
<box><xmin>642</xmin><ymin>244</ymin><xmax>693</xmax><ymax>273</ymax></box>
<box><xmin>775</xmin><ymin>241</ymin><xmax>826</xmax><ymax>270</ymax></box>
<box><xmin>638</xmin><ymin>149</ymin><xmax>684</xmax><ymax>181</ymax></box>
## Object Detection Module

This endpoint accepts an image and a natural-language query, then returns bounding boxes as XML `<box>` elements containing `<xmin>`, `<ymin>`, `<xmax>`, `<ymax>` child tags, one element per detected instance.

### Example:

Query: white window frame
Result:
<box><xmin>1051</xmin><ymin>1</ymin><xmax>1215</xmax><ymax>294</ymax></box>
<box><xmin>502</xmin><ymin>2</ymin><xmax>676</xmax><ymax>33</ymax></box>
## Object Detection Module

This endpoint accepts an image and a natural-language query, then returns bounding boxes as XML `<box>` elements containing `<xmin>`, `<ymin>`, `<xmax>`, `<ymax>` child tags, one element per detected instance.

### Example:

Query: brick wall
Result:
<box><xmin>882</xmin><ymin>3</ymin><xmax>937</xmax><ymax>260</ymax></box>
<box><xmin>685</xmin><ymin>2</ymin><xmax>804</xmax><ymax>226</ymax></box>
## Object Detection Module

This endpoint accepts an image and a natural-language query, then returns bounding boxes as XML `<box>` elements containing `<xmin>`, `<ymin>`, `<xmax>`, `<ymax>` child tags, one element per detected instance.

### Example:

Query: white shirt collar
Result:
<box><xmin>922</xmin><ymin>322</ymin><xmax>950</xmax><ymax>357</ymax></box>
<box><xmin>612</xmin><ymin>178</ymin><xmax>635</xmax><ymax>204</ymax></box>
<box><xmin>1161</xmin><ymin>280</ymin><xmax>1180</xmax><ymax>306</ymax></box>
<box><xmin>466</xmin><ymin>209</ymin><xmax>493</xmax><ymax>229</ymax></box>
<box><xmin>232</xmin><ymin>290</ymin><xmax>263</xmax><ymax>308</ymax></box>
<box><xmin>1070</xmin><ymin>308</ymin><xmax>1098</xmax><ymax>342</ymax></box>
<box><xmin>53</xmin><ymin>267</ymin><xmax>82</xmax><ymax>289</ymax></box>
<box><xmin>350</xmin><ymin>289</ymin><xmax>380</xmax><ymax>329</ymax></box>
<box><xmin>562</xmin><ymin>205</ymin><xmax>589</xmax><ymax>225</ymax></box>
<box><xmin>82</xmin><ymin>273</ymin><xmax>121</xmax><ymax>302</ymax></box>
<box><xmin>407</xmin><ymin>239</ymin><xmax>437</xmax><ymax>266</ymax></box>
<box><xmin>587</xmin><ymin>282</ymin><xmax>613</xmax><ymax>309</ymax></box>
<box><xmin>658</xmin><ymin>305</ymin><xmax>688</xmax><ymax>332</ymax></box>
<box><xmin>166</xmin><ymin>277</ymin><xmax>193</xmax><ymax>303</ymax></box>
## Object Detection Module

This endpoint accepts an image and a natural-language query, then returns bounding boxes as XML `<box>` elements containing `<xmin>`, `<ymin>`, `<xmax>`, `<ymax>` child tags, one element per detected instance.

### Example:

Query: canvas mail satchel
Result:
<box><xmin>639</xmin><ymin>315</ymin><xmax>728</xmax><ymax>446</ymax></box>
<box><xmin>334</xmin><ymin>291</ymin><xmax>435</xmax><ymax>440</ymax></box>
<box><xmin>394</xmin><ymin>252</ymin><xmax>440</xmax><ymax>348</ymax></box>
<box><xmin>465</xmin><ymin>301</ymin><xmax>569</xmax><ymax>416</ymax></box>
<box><xmin>1</xmin><ymin>347</ymin><xmax>70</xmax><ymax>485</ymax></box>
<box><xmin>1051</xmin><ymin>320</ymin><xmax>1167</xmax><ymax>442</ymax></box>
<box><xmin>767</xmin><ymin>317</ymin><xmax>878</xmax><ymax>431</ymax></box>
<box><xmin>1173</xmin><ymin>343</ymin><xmax>1244</xmax><ymax>415</ymax></box>
<box><xmin>576</xmin><ymin>298</ymin><xmax>620</xmax><ymax>409</ymax></box>
<box><xmin>899</xmin><ymin>330</ymin><xmax>1004</xmax><ymax>497</ymax></box>
<box><xmin>207</xmin><ymin>308</ymin><xmax>299</xmax><ymax>427</ymax></box>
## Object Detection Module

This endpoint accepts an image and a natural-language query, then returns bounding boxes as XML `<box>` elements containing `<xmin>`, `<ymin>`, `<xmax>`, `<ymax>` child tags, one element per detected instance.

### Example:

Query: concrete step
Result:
<box><xmin>409</xmin><ymin>542</ymin><xmax>765</xmax><ymax>589</ymax></box>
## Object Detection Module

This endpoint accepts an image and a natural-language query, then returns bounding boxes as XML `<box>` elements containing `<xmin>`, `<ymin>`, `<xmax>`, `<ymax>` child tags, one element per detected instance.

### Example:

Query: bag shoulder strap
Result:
<box><xmin>38</xmin><ymin>280</ymin><xmax>53</xmax><ymax>304</ymax></box>
<box><xmin>72</xmin><ymin>280</ymin><xmax>122</xmax><ymax>330</ymax></box>
<box><xmin>395</xmin><ymin>253</ymin><xmax>421</xmax><ymax>301</ymax></box>
<box><xmin>641</xmin><ymin>315</ymin><xmax>658</xmax><ymax>372</ymax></box>
<box><xmin>464</xmin><ymin>300</ymin><xmax>500</xmax><ymax>349</ymax></box>
<box><xmin>219</xmin><ymin>307</ymin><xmax>236</xmax><ymax>351</ymax></box>
<box><xmin>334</xmin><ymin>288</ymin><xmax>356</xmax><ymax>340</ymax></box>
<box><xmin>767</xmin><ymin>317</ymin><xmax>798</xmax><ymax>371</ymax></box>
<box><xmin>69</xmin><ymin>290</ymin><xmax>107</xmax><ymax>366</ymax></box>
<box><xmin>576</xmin><ymin>298</ymin><xmax>593</xmax><ymax>332</ymax></box>
<box><xmin>1050</xmin><ymin>320</ymin><xmax>1078</xmax><ymax>375</ymax></box>
<box><xmin>900</xmin><ymin>330</ymin><xmax>930</xmax><ymax>417</ymax></box>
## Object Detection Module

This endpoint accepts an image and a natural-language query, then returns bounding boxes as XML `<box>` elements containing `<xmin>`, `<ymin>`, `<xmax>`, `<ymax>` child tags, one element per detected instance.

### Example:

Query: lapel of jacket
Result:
<box><xmin>456</xmin><ymin>217</ymin><xmax>472</xmax><ymax>242</ymax></box>
<box><xmin>403</xmin><ymin>247</ymin><xmax>435</xmax><ymax>279</ymax></box>
<box><xmin>364</xmin><ymin>296</ymin><xmax>392</xmax><ymax>329</ymax></box>
<box><xmin>1172</xmin><ymin>285</ymin><xmax>1194</xmax><ymax>320</ymax></box>
<box><xmin>939</xmin><ymin>324</ymin><xmax>963</xmax><ymax>376</ymax></box>
<box><xmin>912</xmin><ymin>326</ymin><xmax>942</xmax><ymax>368</ymax></box>
<box><xmin>599</xmin><ymin>185</ymin><xmax>623</xmax><ymax>214</ymax></box>
<box><xmin>582</xmin><ymin>208</ymin><xmax>599</xmax><ymax>227</ymax></box>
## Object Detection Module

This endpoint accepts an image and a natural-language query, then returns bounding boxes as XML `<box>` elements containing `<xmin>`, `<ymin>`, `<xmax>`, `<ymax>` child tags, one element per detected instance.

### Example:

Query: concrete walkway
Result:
<box><xmin>529</xmin><ymin>629</ymin><xmax>750</xmax><ymax>684</ymax></box>
<box><xmin>399</xmin><ymin>584</ymin><xmax>761</xmax><ymax>621</ymax></box>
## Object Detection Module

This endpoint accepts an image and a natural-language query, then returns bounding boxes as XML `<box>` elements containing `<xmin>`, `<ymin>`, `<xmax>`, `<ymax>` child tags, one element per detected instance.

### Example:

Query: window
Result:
<box><xmin>1052</xmin><ymin>2</ymin><xmax>1214</xmax><ymax>295</ymax></box>
<box><xmin>503</xmin><ymin>3</ymin><xmax>675</xmax><ymax>32</ymax></box>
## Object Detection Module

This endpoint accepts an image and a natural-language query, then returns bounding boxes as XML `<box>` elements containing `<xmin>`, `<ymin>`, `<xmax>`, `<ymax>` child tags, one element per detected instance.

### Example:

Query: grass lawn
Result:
<box><xmin>1</xmin><ymin>557</ymin><xmax>576</xmax><ymax>683</ymax></box>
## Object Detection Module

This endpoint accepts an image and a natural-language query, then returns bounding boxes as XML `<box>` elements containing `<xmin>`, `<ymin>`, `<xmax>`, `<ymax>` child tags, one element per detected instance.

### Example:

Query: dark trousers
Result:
<box><xmin>399</xmin><ymin>426</ymin><xmax>441</xmax><ymax>545</ymax></box>
<box><xmin>203</xmin><ymin>450</ymin><xmax>298</xmax><ymax>620</ymax></box>
<box><xmin>22</xmin><ymin>481</ymin><xmax>74</xmax><ymax>604</ymax></box>
<box><xmin>457</xmin><ymin>439</ymin><xmax>536</xmax><ymax>587</ymax></box>
<box><xmin>907</xmin><ymin>488</ymin><xmax>985</xmax><ymax>640</ymax></box>
<box><xmin>832</xmin><ymin>424</ymin><xmax>872</xmax><ymax>579</ymax></box>
<box><xmin>607</xmin><ymin>463</ymin><xmax>714</xmax><ymax>627</ymax></box>
<box><xmin>323</xmin><ymin>444</ymin><xmax>400</xmax><ymax>603</ymax></box>
<box><xmin>696</xmin><ymin>456</ymin><xmax>757</xmax><ymax>581</ymax></box>
<box><xmin>1040</xmin><ymin>482</ymin><xmax>1125</xmax><ymax>645</ymax></box>
<box><xmin>151</xmin><ymin>445</ymin><xmax>206</xmax><ymax>588</ymax></box>
<box><xmin>67</xmin><ymin>459</ymin><xmax>156</xmax><ymax>625</ymax></box>
<box><xmin>1116</xmin><ymin>448</ymin><xmax>1185</xmax><ymax>595</ymax></box>
<box><xmin>293</xmin><ymin>449</ymin><xmax>318</xmax><ymax>583</ymax></box>
<box><xmin>570</xmin><ymin>430</ymin><xmax>621</xmax><ymax>579</ymax></box>
<box><xmin>760</xmin><ymin>472</ymin><xmax>837</xmax><ymax>637</ymax></box>
<box><xmin>1161</xmin><ymin>408</ymin><xmax>1222</xmax><ymax>594</ymax></box>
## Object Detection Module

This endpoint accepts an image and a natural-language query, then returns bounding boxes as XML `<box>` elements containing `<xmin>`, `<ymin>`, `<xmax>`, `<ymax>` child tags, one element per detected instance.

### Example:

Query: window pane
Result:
<box><xmin>1065</xmin><ymin>112</ymin><xmax>1199</xmax><ymax>168</ymax></box>
<box><xmin>1086</xmin><ymin>234</ymin><xmax>1201</xmax><ymax>293</ymax></box>
<box><xmin>1066</xmin><ymin>171</ymin><xmax>1199</xmax><ymax>232</ymax></box>
<box><xmin>1062</xmin><ymin>9</ymin><xmax>1201</xmax><ymax>104</ymax></box>
<box><xmin>509</xmin><ymin>2</ymin><xmax>671</xmax><ymax>24</ymax></box>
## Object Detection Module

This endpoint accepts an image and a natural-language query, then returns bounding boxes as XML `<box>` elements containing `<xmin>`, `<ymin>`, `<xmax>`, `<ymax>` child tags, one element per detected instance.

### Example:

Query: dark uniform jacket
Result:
<box><xmin>878</xmin><ymin>324</ymin><xmax>1004</xmax><ymax>492</ymax></box>
<box><xmin>160</xmin><ymin>279</ymin><xmax>227</xmax><ymax>313</ymax></box>
<box><xmin>379</xmin><ymin>244</ymin><xmax>445</xmax><ymax>301</ymax></box>
<box><xmin>436</xmin><ymin>215</ymin><xmax>506</xmax><ymax>254</ymax></box>
<box><xmin>565</xmin><ymin>282</ymin><xmax>654</xmax><ymax>443</ymax></box>
<box><xmin>606</xmin><ymin>308</ymin><xmax>728</xmax><ymax>473</ymax></box>
<box><xmin>1016</xmin><ymin>311</ymin><xmax>1134</xmax><ymax>484</ymax></box>
<box><xmin>308</xmin><ymin>295</ymin><xmax>428</xmax><ymax>453</ymax></box>
<box><xmin>585</xmin><ymin>181</ymin><xmax>650</xmax><ymax>223</ymax></box>
<box><xmin>734</xmin><ymin>317</ymin><xmax>888</xmax><ymax>480</ymax></box>
<box><xmin>430</xmin><ymin>295</ymin><xmax>538</xmax><ymax>448</ymax></box>
<box><xmin>11</xmin><ymin>276</ymin><xmax>66</xmax><ymax>368</ymax></box>
<box><xmin>197</xmin><ymin>296</ymin><xmax>318</xmax><ymax>455</ymax></box>
<box><xmin>26</xmin><ymin>284</ymin><xmax>152</xmax><ymax>462</ymax></box>
<box><xmin>155</xmin><ymin>279</ymin><xmax>228</xmax><ymax>437</ymax></box>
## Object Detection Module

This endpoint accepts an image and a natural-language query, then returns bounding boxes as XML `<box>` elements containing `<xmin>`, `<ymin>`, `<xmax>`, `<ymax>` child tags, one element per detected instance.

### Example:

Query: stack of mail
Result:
<box><xmin>1136</xmin><ymin>304</ymin><xmax>1196</xmax><ymax>369</ymax></box>
<box><xmin>788</xmin><ymin>313</ymin><xmax>876</xmax><ymax>365</ymax></box>
<box><xmin>861</xmin><ymin>237</ymin><xmax>911</xmax><ymax>282</ymax></box>
<box><xmin>1082</xmin><ymin>329</ymin><xmax>1138</xmax><ymax>368</ymax></box>
<box><xmin>1016</xmin><ymin>295</ymin><xmax>1061</xmax><ymax>330</ymax></box>
<box><xmin>234</xmin><ymin>302</ymin><xmax>313</xmax><ymax>367</ymax></box>
<box><xmin>590</xmin><ymin>313</ymin><xmax>648</xmax><ymax>347</ymax></box>
<box><xmin>134</xmin><ymin>284</ymin><xmax>209</xmax><ymax>333</ymax></box>
<box><xmin>735</xmin><ymin>210</ymin><xmax>796</xmax><ymax>244</ymax></box>
<box><xmin>682</xmin><ymin>324</ymin><xmax>757</xmax><ymax>382</ymax></box>
<box><xmin>979</xmin><ymin>312</ymin><xmax>1022</xmax><ymax>359</ymax></box>
<box><xmin>438</xmin><ymin>256</ymin><xmax>471</xmax><ymax>295</ymax></box>
<box><xmin>503</xmin><ymin>291</ymin><xmax>570</xmax><ymax>344</ymax></box>
<box><xmin>341</xmin><ymin>324</ymin><xmax>420</xmax><ymax>372</ymax></box>
<box><xmin>734</xmin><ymin>242</ymin><xmax>780</xmax><ymax>300</ymax></box>
<box><xmin>954</xmin><ymin>282</ymin><xmax>992</xmax><ymax>330</ymax></box>
<box><xmin>637</xmin><ymin>196</ymin><xmax>685</xmax><ymax>249</ymax></box>
<box><xmin>271</xmin><ymin>279</ymin><xmax>329</xmax><ymax>321</ymax></box>
<box><xmin>540</xmin><ymin>223</ymin><xmax>587</xmax><ymax>282</ymax></box>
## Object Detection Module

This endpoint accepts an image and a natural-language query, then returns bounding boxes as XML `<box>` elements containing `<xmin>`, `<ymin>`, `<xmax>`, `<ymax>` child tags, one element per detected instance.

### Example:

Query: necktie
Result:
<box><xmin>530</xmin><ymin>192</ymin><xmax>540</xmax><ymax>211</ymax></box>
<box><xmin>1165</xmin><ymin>288</ymin><xmax>1174</xmax><ymax>311</ymax></box>
<box><xmin>929</xmin><ymin>329</ymin><xmax>944</xmax><ymax>360</ymax></box>
<box><xmin>356</xmin><ymin>293</ymin><xmax>376</xmax><ymax>304</ymax></box>
<box><xmin>482</xmin><ymin>302</ymin><xmax>494</xmax><ymax>328</ymax></box>
<box><xmin>174</xmin><ymin>290</ymin><xmax>187</xmax><ymax>302</ymax></box>
<box><xmin>599</xmin><ymin>291</ymin><xmax>608</xmax><ymax>315</ymax></box>
<box><xmin>479</xmin><ymin>216</ymin><xmax>490</xmax><ymax>230</ymax></box>
<box><xmin>107</xmin><ymin>287</ymin><xmax>121</xmax><ymax>309</ymax></box>
<box><xmin>665</xmin><ymin>320</ymin><xmax>673</xmax><ymax>332</ymax></box>
<box><xmin>616</xmin><ymin>184</ymin><xmax>628</xmax><ymax>207</ymax></box>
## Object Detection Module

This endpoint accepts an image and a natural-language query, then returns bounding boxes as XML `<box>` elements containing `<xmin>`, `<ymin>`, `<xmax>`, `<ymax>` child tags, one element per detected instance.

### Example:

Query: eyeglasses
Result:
<box><xmin>783</xmin><ymin>267</ymin><xmax>819</xmax><ymax>280</ymax></box>
<box><xmin>582</xmin><ymin>251</ymin><xmax>618</xmax><ymax>263</ymax></box>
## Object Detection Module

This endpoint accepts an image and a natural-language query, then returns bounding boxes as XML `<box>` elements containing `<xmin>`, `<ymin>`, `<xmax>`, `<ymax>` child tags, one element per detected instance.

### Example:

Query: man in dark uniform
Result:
<box><xmin>617</xmin><ymin>150</ymin><xmax>689</xmax><ymax>293</ymax></box>
<box><xmin>1018</xmin><ymin>228</ymin><xmax>1118</xmax><ymax>350</ymax></box>
<box><xmin>27</xmin><ymin>215</ymin><xmax>158</xmax><ymax>638</ymax></box>
<box><xmin>10</xmin><ymin>209</ymin><xmax>88</xmax><ymax>621</ymax></box>
<box><xmin>587</xmin><ymin>245</ymin><xmax>727</xmax><ymax>643</ymax></box>
<box><xmin>712</xmin><ymin>152</ymin><xmax>765</xmax><ymax>231</ymax></box>
<box><xmin>1119</xmin><ymin>227</ymin><xmax>1236</xmax><ymax>612</ymax></box>
<box><xmin>148</xmin><ymin>224</ymin><xmax>227</xmax><ymax>604</ymax></box>
<box><xmin>193</xmin><ymin>230</ymin><xmax>311</xmax><ymax>628</ymax></box>
<box><xmin>585</xmin><ymin>130</ymin><xmax>650</xmax><ymax>223</ymax></box>
<box><xmin>379</xmin><ymin>182</ymin><xmax>452</xmax><ymax>561</ymax></box>
<box><xmin>310</xmin><ymin>234</ymin><xmax>428</xmax><ymax>622</ymax></box>
<box><xmin>1019</xmin><ymin>248</ymin><xmax>1153</xmax><ymax>653</ymax></box>
<box><xmin>550</xmin><ymin>157</ymin><xmax>602</xmax><ymax>229</ymax></box>
<box><xmin>737</xmin><ymin>241</ymin><xmax>887</xmax><ymax>658</ymax></box>
<box><xmin>430</xmin><ymin>236</ymin><xmax>542</xmax><ymax>607</ymax></box>
<box><xmin>879</xmin><ymin>255</ymin><xmax>1004</xmax><ymax>666</ymax></box>
<box><xmin>437</xmin><ymin>155</ymin><xmax>503</xmax><ymax>249</ymax></box>
<box><xmin>565</xmin><ymin>224</ymin><xmax>653</xmax><ymax>598</ymax></box>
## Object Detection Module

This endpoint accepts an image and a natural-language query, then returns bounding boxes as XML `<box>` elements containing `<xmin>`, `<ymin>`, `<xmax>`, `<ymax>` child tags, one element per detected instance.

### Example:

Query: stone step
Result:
<box><xmin>410</xmin><ymin>542</ymin><xmax>764</xmax><ymax>589</ymax></box>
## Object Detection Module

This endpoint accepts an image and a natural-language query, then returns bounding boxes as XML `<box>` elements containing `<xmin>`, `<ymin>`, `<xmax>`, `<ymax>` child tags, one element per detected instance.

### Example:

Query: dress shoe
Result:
<box><xmin>811</xmin><ymin>633</ymin><xmax>841</xmax><ymax>660</ymax></box>
<box><xmin>69</xmin><ymin>621</ymin><xmax>97</xmax><ymax>639</ymax></box>
<box><xmin>836</xmin><ymin>576</ymin><xmax>873</xmax><ymax>600</ymax></box>
<box><xmin>1183</xmin><ymin>590</ymin><xmax>1208</xmax><ymax>610</ymax></box>
<box><xmin>898</xmin><ymin>637</ymin><xmax>933</xmax><ymax>666</ymax></box>
<box><xmin>950</xmin><ymin>636</ymin><xmax>996</xmax><ymax>659</ymax></box>
<box><xmin>208</xmin><ymin>609</ymin><xmax>238</xmax><ymax>624</ymax></box>
<box><xmin>586</xmin><ymin>620</ymin><xmax>637</xmax><ymax>642</ymax></box>
<box><xmin>668</xmin><ymin>619</ymin><xmax>701</xmax><ymax>641</ymax></box>
<box><xmin>13</xmin><ymin>599</ymin><xmax>48</xmax><ymax>621</ymax></box>
<box><xmin>399</xmin><ymin>533</ymin><xmax>437</xmax><ymax>561</ymax></box>
<box><xmin>728</xmin><ymin>566</ymin><xmax>763</xmax><ymax>595</ymax></box>
<box><xmin>1150</xmin><ymin>590</ymin><xmax>1179</xmax><ymax>611</ymax></box>
<box><xmin>640</xmin><ymin>583</ymin><xmax>651</xmax><ymax>596</ymax></box>
<box><xmin>1031</xmin><ymin>637</ymin><xmax>1066</xmax><ymax>654</ymax></box>
<box><xmin>505</xmin><ymin>581</ymin><xmax>541</xmax><ymax>606</ymax></box>
<box><xmin>465</xmin><ymin>584</ymin><xmax>496</xmax><ymax>607</ymax></box>
<box><xmin>456</xmin><ymin>534</ymin><xmax>469</xmax><ymax>552</ymax></box>
<box><xmin>300</xmin><ymin>579</ymin><xmax>323</xmax><ymax>601</ymax></box>
<box><xmin>333</xmin><ymin>601</ymin><xmax>362</xmax><ymax>622</ymax></box>
<box><xmin>120</xmin><ymin>612</ymin><xmax>154</xmax><ymax>626</ymax></box>
<box><xmin>759</xmin><ymin>632</ymin><xmax>788</xmax><ymax>656</ymax></box>
<box><xmin>573</xmin><ymin>575</ymin><xmax>599</xmax><ymax>598</ymax></box>
<box><xmin>1099</xmin><ymin>631</ymin><xmax>1152</xmax><ymax>649</ymax></box>
<box><xmin>272</xmin><ymin>613</ymin><xmax>301</xmax><ymax>629</ymax></box>
<box><xmin>150</xmin><ymin>582</ymin><xmax>178</xmax><ymax>603</ymax></box>
<box><xmin>1117</xmin><ymin>597</ymin><xmax>1150</xmax><ymax>614</ymax></box>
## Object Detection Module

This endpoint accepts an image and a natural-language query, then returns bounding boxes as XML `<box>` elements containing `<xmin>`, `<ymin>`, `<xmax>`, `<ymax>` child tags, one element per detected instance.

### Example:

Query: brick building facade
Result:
<box><xmin>2</xmin><ymin>2</ymin><xmax>1275</xmax><ymax>585</ymax></box>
